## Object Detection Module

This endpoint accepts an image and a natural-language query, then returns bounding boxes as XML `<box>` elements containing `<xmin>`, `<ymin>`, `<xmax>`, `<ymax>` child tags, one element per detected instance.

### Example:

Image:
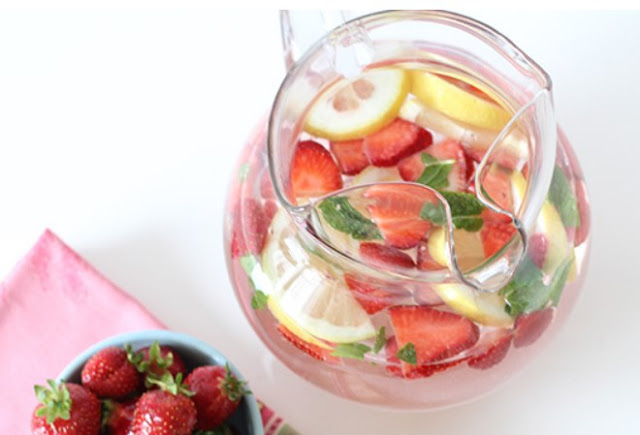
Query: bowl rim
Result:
<box><xmin>57</xmin><ymin>329</ymin><xmax>264</xmax><ymax>435</ymax></box>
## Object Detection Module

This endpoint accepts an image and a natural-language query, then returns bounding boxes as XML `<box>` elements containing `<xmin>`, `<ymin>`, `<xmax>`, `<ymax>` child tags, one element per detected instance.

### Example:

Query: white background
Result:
<box><xmin>1</xmin><ymin>6</ymin><xmax>639</xmax><ymax>434</ymax></box>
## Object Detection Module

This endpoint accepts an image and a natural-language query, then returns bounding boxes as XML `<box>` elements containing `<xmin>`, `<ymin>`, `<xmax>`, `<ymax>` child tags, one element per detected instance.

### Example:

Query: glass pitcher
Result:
<box><xmin>223</xmin><ymin>10</ymin><xmax>590</xmax><ymax>409</ymax></box>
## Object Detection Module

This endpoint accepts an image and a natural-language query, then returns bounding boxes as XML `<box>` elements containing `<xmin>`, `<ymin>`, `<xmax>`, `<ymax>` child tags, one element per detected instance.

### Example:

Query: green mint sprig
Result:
<box><xmin>420</xmin><ymin>191</ymin><xmax>485</xmax><ymax>232</ymax></box>
<box><xmin>416</xmin><ymin>153</ymin><xmax>455</xmax><ymax>190</ymax></box>
<box><xmin>396</xmin><ymin>343</ymin><xmax>417</xmax><ymax>365</ymax></box>
<box><xmin>318</xmin><ymin>196</ymin><xmax>382</xmax><ymax>240</ymax></box>
<box><xmin>549</xmin><ymin>166</ymin><xmax>580</xmax><ymax>228</ymax></box>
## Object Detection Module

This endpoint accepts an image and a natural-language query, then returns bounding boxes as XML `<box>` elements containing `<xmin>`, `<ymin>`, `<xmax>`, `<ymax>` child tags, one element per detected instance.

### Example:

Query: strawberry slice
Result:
<box><xmin>513</xmin><ymin>308</ymin><xmax>554</xmax><ymax>348</ymax></box>
<box><xmin>416</xmin><ymin>240</ymin><xmax>445</xmax><ymax>271</ymax></box>
<box><xmin>481</xmin><ymin>220</ymin><xmax>518</xmax><ymax>259</ymax></box>
<box><xmin>330</xmin><ymin>139</ymin><xmax>369</xmax><ymax>175</ymax></box>
<box><xmin>364</xmin><ymin>184</ymin><xmax>433</xmax><ymax>249</ymax></box>
<box><xmin>385</xmin><ymin>336</ymin><xmax>466</xmax><ymax>379</ymax></box>
<box><xmin>527</xmin><ymin>233</ymin><xmax>548</xmax><ymax>269</ymax></box>
<box><xmin>398</xmin><ymin>140</ymin><xmax>468</xmax><ymax>192</ymax></box>
<box><xmin>389</xmin><ymin>306</ymin><xmax>479</xmax><ymax>368</ymax></box>
<box><xmin>277</xmin><ymin>324</ymin><xmax>338</xmax><ymax>363</ymax></box>
<box><xmin>344</xmin><ymin>274</ymin><xmax>407</xmax><ymax>315</ymax></box>
<box><xmin>291</xmin><ymin>140</ymin><xmax>343</xmax><ymax>198</ymax></box>
<box><xmin>364</xmin><ymin>119</ymin><xmax>432</xmax><ymax>167</ymax></box>
<box><xmin>466</xmin><ymin>145</ymin><xmax>521</xmax><ymax>172</ymax></box>
<box><xmin>397</xmin><ymin>152</ymin><xmax>425</xmax><ymax>182</ymax></box>
<box><xmin>359</xmin><ymin>242</ymin><xmax>415</xmax><ymax>270</ymax></box>
<box><xmin>467</xmin><ymin>328</ymin><xmax>513</xmax><ymax>370</ymax></box>
<box><xmin>230</xmin><ymin>198</ymin><xmax>275</xmax><ymax>258</ymax></box>
<box><xmin>478</xmin><ymin>166</ymin><xmax>513</xmax><ymax>212</ymax></box>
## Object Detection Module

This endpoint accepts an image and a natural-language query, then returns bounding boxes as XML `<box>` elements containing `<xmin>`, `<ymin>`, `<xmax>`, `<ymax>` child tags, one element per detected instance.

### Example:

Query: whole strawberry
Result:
<box><xmin>31</xmin><ymin>380</ymin><xmax>101</xmax><ymax>435</ymax></box>
<box><xmin>130</xmin><ymin>373</ymin><xmax>197</xmax><ymax>435</ymax></box>
<box><xmin>102</xmin><ymin>397</ymin><xmax>138</xmax><ymax>435</ymax></box>
<box><xmin>185</xmin><ymin>364</ymin><xmax>249</xmax><ymax>430</ymax></box>
<box><xmin>126</xmin><ymin>341</ymin><xmax>187</xmax><ymax>379</ymax></box>
<box><xmin>81</xmin><ymin>346</ymin><xmax>141</xmax><ymax>399</ymax></box>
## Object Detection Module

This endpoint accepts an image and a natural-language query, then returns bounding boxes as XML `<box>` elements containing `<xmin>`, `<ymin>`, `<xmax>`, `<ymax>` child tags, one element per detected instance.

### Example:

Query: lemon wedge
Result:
<box><xmin>427</xmin><ymin>227</ymin><xmax>486</xmax><ymax>272</ymax></box>
<box><xmin>305</xmin><ymin>68</ymin><xmax>410</xmax><ymax>141</ymax></box>
<box><xmin>262</xmin><ymin>210</ymin><xmax>375</xmax><ymax>344</ymax></box>
<box><xmin>511</xmin><ymin>171</ymin><xmax>570</xmax><ymax>274</ymax></box>
<box><xmin>410</xmin><ymin>71</ymin><xmax>511</xmax><ymax>132</ymax></box>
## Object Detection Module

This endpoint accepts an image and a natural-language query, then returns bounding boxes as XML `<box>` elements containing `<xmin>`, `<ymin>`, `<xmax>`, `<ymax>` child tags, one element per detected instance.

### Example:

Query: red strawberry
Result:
<box><xmin>397</xmin><ymin>152</ymin><xmax>424</xmax><ymax>182</ymax></box>
<box><xmin>81</xmin><ymin>347</ymin><xmax>141</xmax><ymax>399</ymax></box>
<box><xmin>467</xmin><ymin>328</ymin><xmax>513</xmax><ymax>370</ymax></box>
<box><xmin>128</xmin><ymin>342</ymin><xmax>187</xmax><ymax>379</ymax></box>
<box><xmin>330</xmin><ymin>138</ymin><xmax>369</xmax><ymax>175</ymax></box>
<box><xmin>259</xmin><ymin>169</ymin><xmax>276</xmax><ymax>200</ymax></box>
<box><xmin>481</xmin><ymin>220</ymin><xmax>518</xmax><ymax>259</ymax></box>
<box><xmin>527</xmin><ymin>233</ymin><xmax>548</xmax><ymax>269</ymax></box>
<box><xmin>290</xmin><ymin>140</ymin><xmax>343</xmax><ymax>198</ymax></box>
<box><xmin>384</xmin><ymin>337</ymin><xmax>465</xmax><ymax>379</ymax></box>
<box><xmin>574</xmin><ymin>179</ymin><xmax>590</xmax><ymax>246</ymax></box>
<box><xmin>231</xmin><ymin>198</ymin><xmax>274</xmax><ymax>258</ymax></box>
<box><xmin>364</xmin><ymin>184</ymin><xmax>433</xmax><ymax>249</ymax></box>
<box><xmin>477</xmin><ymin>166</ymin><xmax>513</xmax><ymax>212</ymax></box>
<box><xmin>130</xmin><ymin>374</ymin><xmax>196</xmax><ymax>435</ymax></box>
<box><xmin>102</xmin><ymin>398</ymin><xmax>138</xmax><ymax>435</ymax></box>
<box><xmin>513</xmin><ymin>308</ymin><xmax>554</xmax><ymax>348</ymax></box>
<box><xmin>184</xmin><ymin>365</ymin><xmax>248</xmax><ymax>430</ymax></box>
<box><xmin>344</xmin><ymin>274</ymin><xmax>407</xmax><ymax>314</ymax></box>
<box><xmin>389</xmin><ymin>306</ymin><xmax>479</xmax><ymax>368</ymax></box>
<box><xmin>359</xmin><ymin>242</ymin><xmax>415</xmax><ymax>270</ymax></box>
<box><xmin>416</xmin><ymin>240</ymin><xmax>444</xmax><ymax>271</ymax></box>
<box><xmin>277</xmin><ymin>324</ymin><xmax>338</xmax><ymax>363</ymax></box>
<box><xmin>364</xmin><ymin>119</ymin><xmax>432</xmax><ymax>167</ymax></box>
<box><xmin>465</xmin><ymin>145</ymin><xmax>521</xmax><ymax>171</ymax></box>
<box><xmin>31</xmin><ymin>381</ymin><xmax>101</xmax><ymax>435</ymax></box>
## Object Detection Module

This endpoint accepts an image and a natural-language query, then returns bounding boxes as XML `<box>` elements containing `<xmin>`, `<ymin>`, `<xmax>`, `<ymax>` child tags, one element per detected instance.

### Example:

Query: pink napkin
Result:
<box><xmin>0</xmin><ymin>230</ymin><xmax>295</xmax><ymax>434</ymax></box>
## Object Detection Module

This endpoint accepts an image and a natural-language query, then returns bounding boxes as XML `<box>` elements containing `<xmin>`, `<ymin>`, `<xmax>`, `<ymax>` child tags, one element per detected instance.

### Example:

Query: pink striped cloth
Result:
<box><xmin>0</xmin><ymin>230</ymin><xmax>296</xmax><ymax>434</ymax></box>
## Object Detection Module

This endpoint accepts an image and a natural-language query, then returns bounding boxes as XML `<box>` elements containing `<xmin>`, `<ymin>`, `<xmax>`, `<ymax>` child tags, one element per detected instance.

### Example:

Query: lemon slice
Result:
<box><xmin>262</xmin><ymin>210</ymin><xmax>376</xmax><ymax>344</ymax></box>
<box><xmin>350</xmin><ymin>166</ymin><xmax>402</xmax><ymax>186</ymax></box>
<box><xmin>511</xmin><ymin>171</ymin><xmax>570</xmax><ymax>274</ymax></box>
<box><xmin>305</xmin><ymin>68</ymin><xmax>410</xmax><ymax>141</ymax></box>
<box><xmin>427</xmin><ymin>227</ymin><xmax>513</xmax><ymax>327</ymax></box>
<box><xmin>410</xmin><ymin>71</ymin><xmax>511</xmax><ymax>132</ymax></box>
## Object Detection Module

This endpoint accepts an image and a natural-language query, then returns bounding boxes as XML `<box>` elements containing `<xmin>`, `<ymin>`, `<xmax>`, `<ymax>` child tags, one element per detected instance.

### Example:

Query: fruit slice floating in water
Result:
<box><xmin>291</xmin><ymin>140</ymin><xmax>343</xmax><ymax>199</ymax></box>
<box><xmin>330</xmin><ymin>138</ymin><xmax>369</xmax><ymax>175</ymax></box>
<box><xmin>305</xmin><ymin>68</ymin><xmax>410</xmax><ymax>141</ymax></box>
<box><xmin>262</xmin><ymin>210</ymin><xmax>376</xmax><ymax>344</ymax></box>
<box><xmin>351</xmin><ymin>166</ymin><xmax>402</xmax><ymax>186</ymax></box>
<box><xmin>363</xmin><ymin>118</ymin><xmax>432</xmax><ymax>167</ymax></box>
<box><xmin>467</xmin><ymin>328</ymin><xmax>513</xmax><ymax>370</ymax></box>
<box><xmin>410</xmin><ymin>71</ymin><xmax>511</xmax><ymax>131</ymax></box>
<box><xmin>433</xmin><ymin>282</ymin><xmax>514</xmax><ymax>328</ymax></box>
<box><xmin>513</xmin><ymin>308</ymin><xmax>554</xmax><ymax>348</ymax></box>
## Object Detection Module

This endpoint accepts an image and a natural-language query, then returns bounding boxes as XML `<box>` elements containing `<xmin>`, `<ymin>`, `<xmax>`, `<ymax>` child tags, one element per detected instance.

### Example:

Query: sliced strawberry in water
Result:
<box><xmin>416</xmin><ymin>240</ymin><xmax>445</xmax><ymax>271</ymax></box>
<box><xmin>389</xmin><ymin>306</ymin><xmax>479</xmax><ymax>366</ymax></box>
<box><xmin>467</xmin><ymin>328</ymin><xmax>513</xmax><ymax>370</ymax></box>
<box><xmin>359</xmin><ymin>242</ymin><xmax>415</xmax><ymax>270</ymax></box>
<box><xmin>513</xmin><ymin>308</ymin><xmax>554</xmax><ymax>348</ymax></box>
<box><xmin>384</xmin><ymin>336</ymin><xmax>467</xmax><ymax>379</ymax></box>
<box><xmin>424</xmin><ymin>139</ymin><xmax>468</xmax><ymax>191</ymax></box>
<box><xmin>344</xmin><ymin>274</ymin><xmax>407</xmax><ymax>315</ymax></box>
<box><xmin>364</xmin><ymin>118</ymin><xmax>432</xmax><ymax>167</ymax></box>
<box><xmin>527</xmin><ymin>233</ymin><xmax>548</xmax><ymax>269</ymax></box>
<box><xmin>330</xmin><ymin>138</ymin><xmax>369</xmax><ymax>175</ymax></box>
<box><xmin>478</xmin><ymin>166</ymin><xmax>513</xmax><ymax>212</ymax></box>
<box><xmin>397</xmin><ymin>152</ymin><xmax>425</xmax><ymax>182</ymax></box>
<box><xmin>277</xmin><ymin>324</ymin><xmax>338</xmax><ymax>363</ymax></box>
<box><xmin>231</xmin><ymin>198</ymin><xmax>274</xmax><ymax>257</ymax></box>
<box><xmin>291</xmin><ymin>140</ymin><xmax>343</xmax><ymax>198</ymax></box>
<box><xmin>260</xmin><ymin>168</ymin><xmax>276</xmax><ymax>200</ymax></box>
<box><xmin>365</xmin><ymin>184</ymin><xmax>433</xmax><ymax>249</ymax></box>
<box><xmin>466</xmin><ymin>146</ymin><xmax>521</xmax><ymax>172</ymax></box>
<box><xmin>481</xmin><ymin>220</ymin><xmax>518</xmax><ymax>258</ymax></box>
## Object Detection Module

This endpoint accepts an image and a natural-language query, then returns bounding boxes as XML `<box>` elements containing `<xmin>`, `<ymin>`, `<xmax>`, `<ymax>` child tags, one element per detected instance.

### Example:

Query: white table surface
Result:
<box><xmin>1</xmin><ymin>8</ymin><xmax>638</xmax><ymax>434</ymax></box>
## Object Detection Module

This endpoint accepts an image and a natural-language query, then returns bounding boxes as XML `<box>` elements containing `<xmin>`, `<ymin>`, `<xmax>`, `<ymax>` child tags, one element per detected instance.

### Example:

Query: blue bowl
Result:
<box><xmin>58</xmin><ymin>330</ymin><xmax>263</xmax><ymax>435</ymax></box>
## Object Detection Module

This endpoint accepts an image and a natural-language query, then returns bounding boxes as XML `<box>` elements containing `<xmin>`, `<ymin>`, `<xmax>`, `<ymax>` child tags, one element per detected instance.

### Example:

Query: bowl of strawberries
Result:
<box><xmin>31</xmin><ymin>330</ymin><xmax>262</xmax><ymax>435</ymax></box>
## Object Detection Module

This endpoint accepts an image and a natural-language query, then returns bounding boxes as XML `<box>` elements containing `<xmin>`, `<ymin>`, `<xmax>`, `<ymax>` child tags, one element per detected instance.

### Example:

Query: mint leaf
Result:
<box><xmin>549</xmin><ymin>257</ymin><xmax>574</xmax><ymax>306</ymax></box>
<box><xmin>416</xmin><ymin>153</ymin><xmax>455</xmax><ymax>190</ymax></box>
<box><xmin>318</xmin><ymin>197</ymin><xmax>381</xmax><ymax>240</ymax></box>
<box><xmin>373</xmin><ymin>327</ymin><xmax>386</xmax><ymax>354</ymax></box>
<box><xmin>240</xmin><ymin>254</ymin><xmax>257</xmax><ymax>275</ymax></box>
<box><xmin>420</xmin><ymin>202</ymin><xmax>446</xmax><ymax>226</ymax></box>
<box><xmin>251</xmin><ymin>290</ymin><xmax>268</xmax><ymax>310</ymax></box>
<box><xmin>500</xmin><ymin>258</ymin><xmax>546</xmax><ymax>316</ymax></box>
<box><xmin>549</xmin><ymin>166</ymin><xmax>580</xmax><ymax>228</ymax></box>
<box><xmin>420</xmin><ymin>191</ymin><xmax>485</xmax><ymax>231</ymax></box>
<box><xmin>396</xmin><ymin>343</ymin><xmax>417</xmax><ymax>365</ymax></box>
<box><xmin>331</xmin><ymin>343</ymin><xmax>371</xmax><ymax>360</ymax></box>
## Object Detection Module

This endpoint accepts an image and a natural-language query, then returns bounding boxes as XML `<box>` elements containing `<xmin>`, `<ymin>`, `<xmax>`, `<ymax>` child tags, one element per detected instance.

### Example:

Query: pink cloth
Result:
<box><xmin>0</xmin><ymin>230</ymin><xmax>295</xmax><ymax>435</ymax></box>
<box><xmin>0</xmin><ymin>230</ymin><xmax>166</xmax><ymax>433</ymax></box>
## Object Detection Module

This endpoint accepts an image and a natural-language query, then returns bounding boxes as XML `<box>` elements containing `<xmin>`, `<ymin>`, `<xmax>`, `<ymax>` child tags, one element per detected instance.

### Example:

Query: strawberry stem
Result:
<box><xmin>219</xmin><ymin>363</ymin><xmax>250</xmax><ymax>402</ymax></box>
<box><xmin>33</xmin><ymin>380</ymin><xmax>72</xmax><ymax>425</ymax></box>
<box><xmin>146</xmin><ymin>372</ymin><xmax>194</xmax><ymax>397</ymax></box>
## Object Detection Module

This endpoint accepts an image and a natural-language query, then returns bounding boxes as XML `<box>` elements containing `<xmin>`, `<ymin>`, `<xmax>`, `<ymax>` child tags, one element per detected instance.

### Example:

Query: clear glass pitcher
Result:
<box><xmin>224</xmin><ymin>10</ymin><xmax>590</xmax><ymax>409</ymax></box>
